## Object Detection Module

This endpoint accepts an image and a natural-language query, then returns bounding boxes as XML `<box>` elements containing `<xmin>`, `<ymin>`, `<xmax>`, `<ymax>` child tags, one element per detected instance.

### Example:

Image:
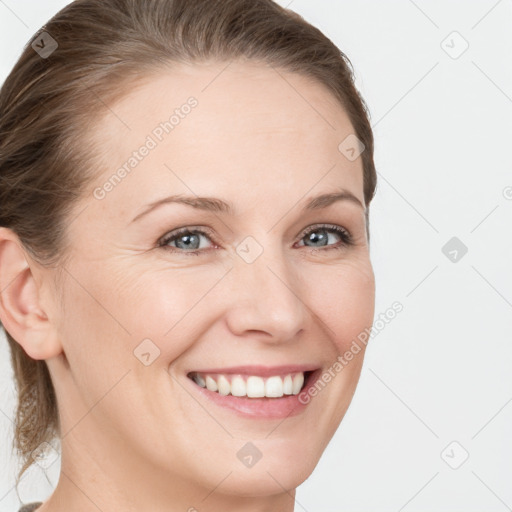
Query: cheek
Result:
<box><xmin>59</xmin><ymin>253</ymin><xmax>375</xmax><ymax>376</ymax></box>
<box><xmin>302</xmin><ymin>259</ymin><xmax>375</xmax><ymax>351</ymax></box>
<box><xmin>105</xmin><ymin>265</ymin><xmax>229</xmax><ymax>363</ymax></box>
<box><xmin>58</xmin><ymin>259</ymin><xmax>227</xmax><ymax>382</ymax></box>
<box><xmin>113</xmin><ymin>257</ymin><xmax>376</xmax><ymax>362</ymax></box>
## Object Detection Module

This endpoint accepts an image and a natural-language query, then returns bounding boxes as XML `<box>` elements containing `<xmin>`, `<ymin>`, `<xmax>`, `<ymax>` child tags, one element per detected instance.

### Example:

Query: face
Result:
<box><xmin>45</xmin><ymin>59</ymin><xmax>375</xmax><ymax>503</ymax></box>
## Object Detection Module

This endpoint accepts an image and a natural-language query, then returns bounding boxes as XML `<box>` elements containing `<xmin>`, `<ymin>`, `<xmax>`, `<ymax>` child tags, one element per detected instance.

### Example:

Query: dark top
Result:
<box><xmin>18</xmin><ymin>503</ymin><xmax>42</xmax><ymax>512</ymax></box>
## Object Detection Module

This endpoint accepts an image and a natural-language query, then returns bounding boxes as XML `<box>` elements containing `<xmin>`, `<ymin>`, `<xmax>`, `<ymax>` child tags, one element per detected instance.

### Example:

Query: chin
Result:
<box><xmin>211</xmin><ymin>440</ymin><xmax>322</xmax><ymax>497</ymax></box>
<box><xmin>216</xmin><ymin>467</ymin><xmax>313</xmax><ymax>498</ymax></box>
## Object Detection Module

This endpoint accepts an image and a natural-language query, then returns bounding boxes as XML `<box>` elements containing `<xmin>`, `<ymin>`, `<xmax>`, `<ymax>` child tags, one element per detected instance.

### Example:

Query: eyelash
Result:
<box><xmin>157</xmin><ymin>224</ymin><xmax>354</xmax><ymax>256</ymax></box>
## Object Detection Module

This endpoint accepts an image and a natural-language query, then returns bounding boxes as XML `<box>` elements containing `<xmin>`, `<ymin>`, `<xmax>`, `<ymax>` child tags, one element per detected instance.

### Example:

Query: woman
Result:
<box><xmin>0</xmin><ymin>0</ymin><xmax>377</xmax><ymax>510</ymax></box>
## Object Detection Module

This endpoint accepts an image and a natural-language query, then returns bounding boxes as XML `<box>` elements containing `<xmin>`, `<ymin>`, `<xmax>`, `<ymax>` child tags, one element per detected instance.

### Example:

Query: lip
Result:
<box><xmin>184</xmin><ymin>367</ymin><xmax>323</xmax><ymax>419</ymax></box>
<box><xmin>186</xmin><ymin>364</ymin><xmax>320</xmax><ymax>377</ymax></box>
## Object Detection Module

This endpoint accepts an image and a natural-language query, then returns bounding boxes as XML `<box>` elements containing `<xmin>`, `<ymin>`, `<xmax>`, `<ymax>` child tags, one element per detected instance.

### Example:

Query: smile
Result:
<box><xmin>184</xmin><ymin>365</ymin><xmax>321</xmax><ymax>419</ymax></box>
<box><xmin>187</xmin><ymin>371</ymin><xmax>310</xmax><ymax>398</ymax></box>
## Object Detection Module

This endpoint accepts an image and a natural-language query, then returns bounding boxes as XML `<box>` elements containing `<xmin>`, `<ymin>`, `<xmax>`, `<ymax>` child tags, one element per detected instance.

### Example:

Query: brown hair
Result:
<box><xmin>0</xmin><ymin>0</ymin><xmax>377</xmax><ymax>487</ymax></box>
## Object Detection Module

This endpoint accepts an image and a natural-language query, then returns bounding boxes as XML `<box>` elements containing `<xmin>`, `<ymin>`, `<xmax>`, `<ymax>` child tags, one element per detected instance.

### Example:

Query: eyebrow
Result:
<box><xmin>130</xmin><ymin>188</ymin><xmax>364</xmax><ymax>224</ymax></box>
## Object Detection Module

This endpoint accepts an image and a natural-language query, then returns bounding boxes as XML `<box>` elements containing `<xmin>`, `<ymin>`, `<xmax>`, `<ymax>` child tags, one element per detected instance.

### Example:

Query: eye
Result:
<box><xmin>158</xmin><ymin>227</ymin><xmax>217</xmax><ymax>256</ymax></box>
<box><xmin>158</xmin><ymin>223</ymin><xmax>353</xmax><ymax>255</ymax></box>
<box><xmin>296</xmin><ymin>224</ymin><xmax>353</xmax><ymax>251</ymax></box>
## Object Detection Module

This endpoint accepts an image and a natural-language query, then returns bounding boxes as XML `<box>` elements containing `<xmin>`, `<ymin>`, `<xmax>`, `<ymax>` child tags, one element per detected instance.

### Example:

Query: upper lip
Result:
<box><xmin>187</xmin><ymin>364</ymin><xmax>320</xmax><ymax>377</ymax></box>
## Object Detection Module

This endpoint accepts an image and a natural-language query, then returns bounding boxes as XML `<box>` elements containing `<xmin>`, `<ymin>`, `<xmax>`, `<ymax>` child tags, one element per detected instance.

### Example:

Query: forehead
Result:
<box><xmin>85</xmin><ymin>60</ymin><xmax>364</xmax><ymax>215</ymax></box>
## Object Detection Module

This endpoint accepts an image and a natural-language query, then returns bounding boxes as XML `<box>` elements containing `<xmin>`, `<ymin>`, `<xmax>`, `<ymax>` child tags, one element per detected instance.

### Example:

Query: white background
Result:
<box><xmin>0</xmin><ymin>1</ymin><xmax>511</xmax><ymax>511</ymax></box>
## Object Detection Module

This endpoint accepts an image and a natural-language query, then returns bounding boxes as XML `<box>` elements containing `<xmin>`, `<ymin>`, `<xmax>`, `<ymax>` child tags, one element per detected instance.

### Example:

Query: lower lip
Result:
<box><xmin>186</xmin><ymin>369</ymin><xmax>322</xmax><ymax>419</ymax></box>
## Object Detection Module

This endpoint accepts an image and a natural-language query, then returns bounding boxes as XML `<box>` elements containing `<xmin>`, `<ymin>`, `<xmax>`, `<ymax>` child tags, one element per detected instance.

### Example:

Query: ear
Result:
<box><xmin>0</xmin><ymin>227</ymin><xmax>63</xmax><ymax>360</ymax></box>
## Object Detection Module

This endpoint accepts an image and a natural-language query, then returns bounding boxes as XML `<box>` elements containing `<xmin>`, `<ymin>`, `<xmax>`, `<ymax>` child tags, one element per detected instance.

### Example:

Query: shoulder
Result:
<box><xmin>18</xmin><ymin>503</ymin><xmax>43</xmax><ymax>512</ymax></box>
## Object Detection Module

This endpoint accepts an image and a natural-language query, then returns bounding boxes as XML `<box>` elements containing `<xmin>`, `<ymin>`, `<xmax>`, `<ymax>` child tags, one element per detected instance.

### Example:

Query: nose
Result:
<box><xmin>223</xmin><ymin>246</ymin><xmax>307</xmax><ymax>343</ymax></box>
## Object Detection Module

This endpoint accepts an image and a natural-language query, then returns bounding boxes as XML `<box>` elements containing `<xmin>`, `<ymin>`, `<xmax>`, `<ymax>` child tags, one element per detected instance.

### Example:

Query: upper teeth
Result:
<box><xmin>190</xmin><ymin>372</ymin><xmax>305</xmax><ymax>398</ymax></box>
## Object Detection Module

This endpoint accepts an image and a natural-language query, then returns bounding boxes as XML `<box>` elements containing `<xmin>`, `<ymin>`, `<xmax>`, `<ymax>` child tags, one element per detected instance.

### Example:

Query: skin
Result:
<box><xmin>0</xmin><ymin>59</ymin><xmax>375</xmax><ymax>512</ymax></box>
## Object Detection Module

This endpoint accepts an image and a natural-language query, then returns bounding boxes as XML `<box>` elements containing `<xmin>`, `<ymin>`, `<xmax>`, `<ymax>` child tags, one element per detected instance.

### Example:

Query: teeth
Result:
<box><xmin>265</xmin><ymin>376</ymin><xmax>283</xmax><ymax>397</ymax></box>
<box><xmin>191</xmin><ymin>371</ymin><xmax>307</xmax><ymax>398</ymax></box>
<box><xmin>231</xmin><ymin>376</ymin><xmax>246</xmax><ymax>397</ymax></box>
<box><xmin>283</xmin><ymin>375</ymin><xmax>293</xmax><ymax>395</ymax></box>
<box><xmin>247</xmin><ymin>376</ymin><xmax>265</xmax><ymax>397</ymax></box>
<box><xmin>205</xmin><ymin>376</ymin><xmax>218</xmax><ymax>392</ymax></box>
<box><xmin>217</xmin><ymin>375</ymin><xmax>230</xmax><ymax>396</ymax></box>
<box><xmin>292</xmin><ymin>373</ymin><xmax>304</xmax><ymax>395</ymax></box>
<box><xmin>194</xmin><ymin>373</ymin><xmax>206</xmax><ymax>388</ymax></box>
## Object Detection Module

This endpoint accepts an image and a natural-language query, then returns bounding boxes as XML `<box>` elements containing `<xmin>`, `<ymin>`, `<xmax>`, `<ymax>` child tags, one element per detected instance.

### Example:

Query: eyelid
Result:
<box><xmin>157</xmin><ymin>225</ymin><xmax>218</xmax><ymax>249</ymax></box>
<box><xmin>296</xmin><ymin>223</ymin><xmax>353</xmax><ymax>248</ymax></box>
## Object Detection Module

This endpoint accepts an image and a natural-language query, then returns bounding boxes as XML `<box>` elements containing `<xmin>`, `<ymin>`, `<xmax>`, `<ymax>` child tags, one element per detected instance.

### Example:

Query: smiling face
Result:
<box><xmin>43</xmin><ymin>59</ymin><xmax>375</xmax><ymax>507</ymax></box>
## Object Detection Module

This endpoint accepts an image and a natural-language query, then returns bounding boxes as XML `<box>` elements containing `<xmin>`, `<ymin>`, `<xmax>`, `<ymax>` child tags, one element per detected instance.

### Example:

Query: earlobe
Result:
<box><xmin>0</xmin><ymin>227</ymin><xmax>63</xmax><ymax>360</ymax></box>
